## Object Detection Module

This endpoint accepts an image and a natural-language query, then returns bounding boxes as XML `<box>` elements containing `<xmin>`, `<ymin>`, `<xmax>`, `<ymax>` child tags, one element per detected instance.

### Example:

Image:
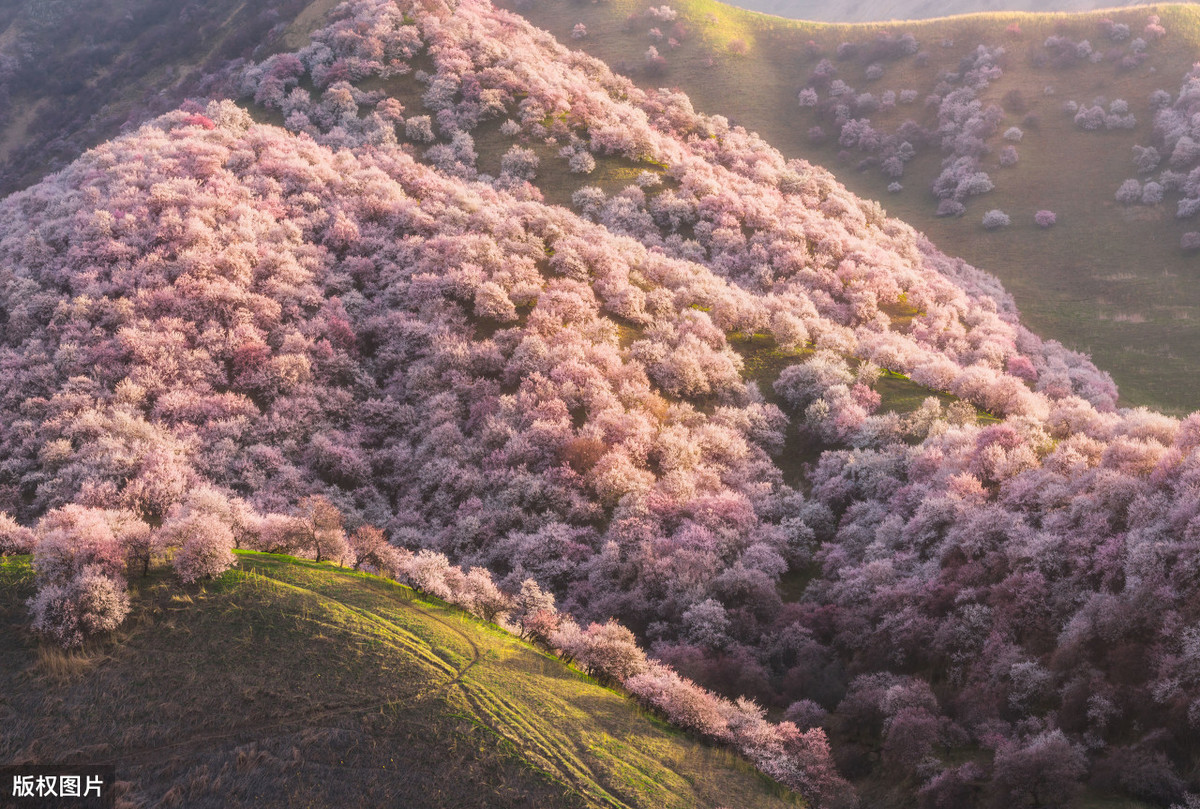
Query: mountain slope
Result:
<box><xmin>5</xmin><ymin>0</ymin><xmax>1200</xmax><ymax>804</ymax></box>
<box><xmin>497</xmin><ymin>0</ymin><xmax>1200</xmax><ymax>413</ymax></box>
<box><xmin>0</xmin><ymin>552</ymin><xmax>800</xmax><ymax>809</ymax></box>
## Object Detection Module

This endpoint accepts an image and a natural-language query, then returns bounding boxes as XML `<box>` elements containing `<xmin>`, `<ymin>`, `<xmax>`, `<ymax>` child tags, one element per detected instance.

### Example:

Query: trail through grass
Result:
<box><xmin>0</xmin><ymin>553</ymin><xmax>802</xmax><ymax>809</ymax></box>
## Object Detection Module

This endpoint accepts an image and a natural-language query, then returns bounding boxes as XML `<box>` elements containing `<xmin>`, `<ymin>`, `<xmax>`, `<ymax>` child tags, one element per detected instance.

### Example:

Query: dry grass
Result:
<box><xmin>32</xmin><ymin>645</ymin><xmax>107</xmax><ymax>681</ymax></box>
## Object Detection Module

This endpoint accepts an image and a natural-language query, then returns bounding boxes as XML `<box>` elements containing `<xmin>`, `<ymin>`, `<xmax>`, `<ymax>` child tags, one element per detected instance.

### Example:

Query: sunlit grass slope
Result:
<box><xmin>498</xmin><ymin>0</ymin><xmax>1200</xmax><ymax>413</ymax></box>
<box><xmin>0</xmin><ymin>553</ymin><xmax>801</xmax><ymax>809</ymax></box>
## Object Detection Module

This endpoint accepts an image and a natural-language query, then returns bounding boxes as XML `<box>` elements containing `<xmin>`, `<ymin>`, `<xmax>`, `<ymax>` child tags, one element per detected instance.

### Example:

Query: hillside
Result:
<box><xmin>5</xmin><ymin>0</ymin><xmax>1200</xmax><ymax>805</ymax></box>
<box><xmin>717</xmin><ymin>0</ymin><xmax>1152</xmax><ymax>24</ymax></box>
<box><xmin>498</xmin><ymin>0</ymin><xmax>1200</xmax><ymax>414</ymax></box>
<box><xmin>0</xmin><ymin>552</ymin><xmax>800</xmax><ymax>809</ymax></box>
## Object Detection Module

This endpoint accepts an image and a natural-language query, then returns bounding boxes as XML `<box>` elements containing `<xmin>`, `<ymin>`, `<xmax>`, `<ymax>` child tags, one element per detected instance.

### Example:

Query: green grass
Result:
<box><xmin>0</xmin><ymin>553</ymin><xmax>802</xmax><ymax>809</ymax></box>
<box><xmin>494</xmin><ymin>0</ymin><xmax>1200</xmax><ymax>413</ymax></box>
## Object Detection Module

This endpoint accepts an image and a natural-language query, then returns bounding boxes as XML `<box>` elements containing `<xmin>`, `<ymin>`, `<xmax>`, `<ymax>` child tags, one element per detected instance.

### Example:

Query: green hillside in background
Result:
<box><xmin>0</xmin><ymin>553</ymin><xmax>801</xmax><ymax>809</ymax></box>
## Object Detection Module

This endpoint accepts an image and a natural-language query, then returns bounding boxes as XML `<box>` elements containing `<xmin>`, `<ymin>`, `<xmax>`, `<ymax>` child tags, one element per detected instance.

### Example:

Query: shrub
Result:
<box><xmin>1149</xmin><ymin>89</ymin><xmax>1172</xmax><ymax>110</ymax></box>
<box><xmin>29</xmin><ymin>566</ymin><xmax>130</xmax><ymax>648</ymax></box>
<box><xmin>571</xmin><ymin>23</ymin><xmax>587</xmax><ymax>39</ymax></box>
<box><xmin>1179</xmin><ymin>197</ymin><xmax>1200</xmax><ymax>218</ymax></box>
<box><xmin>568</xmin><ymin>619</ymin><xmax>649</xmax><ymax>682</ymax></box>
<box><xmin>645</xmin><ymin>4</ymin><xmax>677</xmax><ymax>21</ymax></box>
<box><xmin>982</xmin><ymin>209</ymin><xmax>1010</xmax><ymax>229</ymax></box>
<box><xmin>1116</xmin><ymin>179</ymin><xmax>1142</xmax><ymax>204</ymax></box>
<box><xmin>999</xmin><ymin>146</ymin><xmax>1018</xmax><ymax>167</ymax></box>
<box><xmin>1074</xmin><ymin>105</ymin><xmax>1106</xmax><ymax>130</ymax></box>
<box><xmin>888</xmin><ymin>182</ymin><xmax>903</xmax><ymax>193</ymax></box>
<box><xmin>1035</xmin><ymin>210</ymin><xmax>1057</xmax><ymax>228</ymax></box>
<box><xmin>1182</xmin><ymin>232</ymin><xmax>1200</xmax><ymax>251</ymax></box>
<box><xmin>936</xmin><ymin>199</ymin><xmax>965</xmax><ymax>217</ymax></box>
<box><xmin>1003</xmin><ymin>126</ymin><xmax>1023</xmax><ymax>141</ymax></box>
<box><xmin>461</xmin><ymin>566</ymin><xmax>512</xmax><ymax>622</ymax></box>
<box><xmin>991</xmin><ymin>731</ymin><xmax>1086</xmax><ymax>809</ymax></box>
<box><xmin>784</xmin><ymin>699</ymin><xmax>828</xmax><ymax>730</ymax></box>
<box><xmin>33</xmin><ymin>506</ymin><xmax>126</xmax><ymax>584</ymax></box>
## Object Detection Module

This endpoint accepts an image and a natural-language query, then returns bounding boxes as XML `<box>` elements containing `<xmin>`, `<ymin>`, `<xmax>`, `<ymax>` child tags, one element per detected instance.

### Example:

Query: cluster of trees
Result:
<box><xmin>794</xmin><ymin>13</ymin><xmax>1167</xmax><ymax>225</ymax></box>
<box><xmin>1038</xmin><ymin>14</ymin><xmax>1158</xmax><ymax>72</ymax></box>
<box><xmin>15</xmin><ymin>486</ymin><xmax>371</xmax><ymax>645</ymax></box>
<box><xmin>798</xmin><ymin>37</ymin><xmax>925</xmax><ymax>186</ymax></box>
<box><xmin>1118</xmin><ymin>63</ymin><xmax>1200</xmax><ymax>224</ymax></box>
<box><xmin>3</xmin><ymin>0</ymin><xmax>1198</xmax><ymax>803</ymax></box>
<box><xmin>1066</xmin><ymin>97</ymin><xmax>1136</xmax><ymax>132</ymax></box>
<box><xmin>795</xmin><ymin>38</ymin><xmax>1028</xmax><ymax>219</ymax></box>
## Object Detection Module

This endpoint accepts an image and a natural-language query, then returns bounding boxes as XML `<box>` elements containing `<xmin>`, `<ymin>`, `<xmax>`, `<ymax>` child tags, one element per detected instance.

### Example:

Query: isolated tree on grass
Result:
<box><xmin>171</xmin><ymin>522</ymin><xmax>236</xmax><ymax>584</ymax></box>
<box><xmin>463</xmin><ymin>567</ymin><xmax>512</xmax><ymax>622</ymax></box>
<box><xmin>295</xmin><ymin>495</ymin><xmax>350</xmax><ymax>565</ymax></box>
<box><xmin>348</xmin><ymin>524</ymin><xmax>402</xmax><ymax>575</ymax></box>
